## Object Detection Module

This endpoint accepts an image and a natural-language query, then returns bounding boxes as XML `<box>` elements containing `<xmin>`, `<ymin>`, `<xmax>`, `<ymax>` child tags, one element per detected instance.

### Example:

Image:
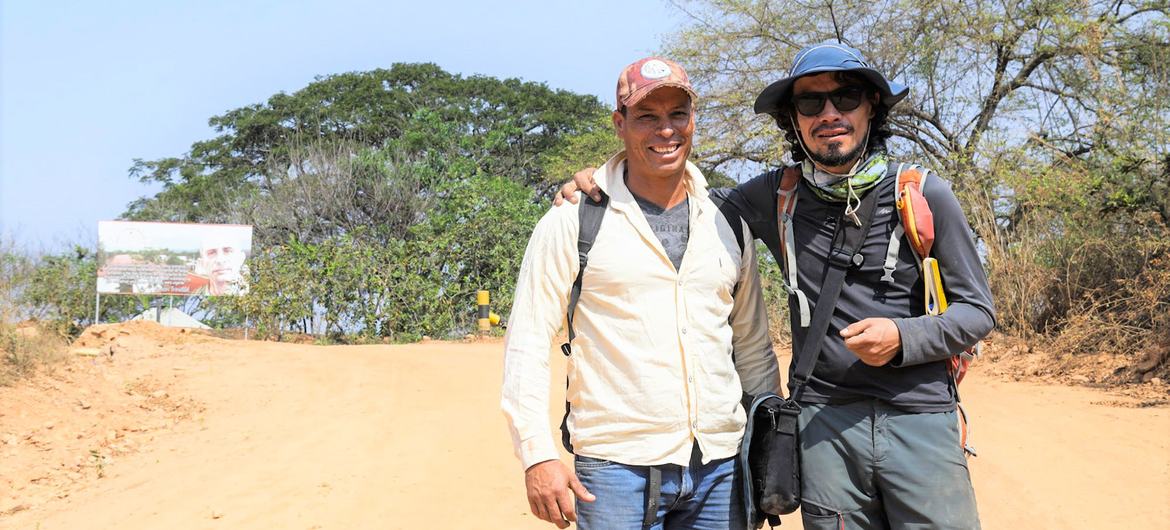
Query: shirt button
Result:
<box><xmin>681</xmin><ymin>328</ymin><xmax>688</xmax><ymax>335</ymax></box>
<box><xmin>692</xmin><ymin>422</ymin><xmax>698</xmax><ymax>429</ymax></box>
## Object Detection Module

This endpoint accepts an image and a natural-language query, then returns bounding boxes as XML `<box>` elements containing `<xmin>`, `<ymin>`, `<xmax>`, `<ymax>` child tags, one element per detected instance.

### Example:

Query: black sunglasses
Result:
<box><xmin>791</xmin><ymin>86</ymin><xmax>867</xmax><ymax>117</ymax></box>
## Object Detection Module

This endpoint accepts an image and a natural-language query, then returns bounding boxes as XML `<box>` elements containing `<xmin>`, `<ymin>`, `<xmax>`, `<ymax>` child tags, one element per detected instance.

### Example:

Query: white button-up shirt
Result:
<box><xmin>501</xmin><ymin>152</ymin><xmax>780</xmax><ymax>470</ymax></box>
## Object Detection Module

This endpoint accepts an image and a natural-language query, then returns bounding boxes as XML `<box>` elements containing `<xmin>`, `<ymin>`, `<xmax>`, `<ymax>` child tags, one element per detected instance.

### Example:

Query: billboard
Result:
<box><xmin>97</xmin><ymin>221</ymin><xmax>253</xmax><ymax>296</ymax></box>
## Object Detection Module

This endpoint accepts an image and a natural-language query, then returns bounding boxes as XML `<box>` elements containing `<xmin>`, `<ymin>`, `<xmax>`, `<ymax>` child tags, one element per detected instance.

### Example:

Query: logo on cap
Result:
<box><xmin>640</xmin><ymin>60</ymin><xmax>672</xmax><ymax>80</ymax></box>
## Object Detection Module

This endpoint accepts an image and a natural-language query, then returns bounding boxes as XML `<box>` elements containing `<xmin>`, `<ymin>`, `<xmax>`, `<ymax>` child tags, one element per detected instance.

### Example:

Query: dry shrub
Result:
<box><xmin>1050</xmin><ymin>247</ymin><xmax>1170</xmax><ymax>384</ymax></box>
<box><xmin>977</xmin><ymin>153</ymin><xmax>1170</xmax><ymax>384</ymax></box>
<box><xmin>983</xmin><ymin>231</ymin><xmax>1050</xmax><ymax>339</ymax></box>
<box><xmin>1</xmin><ymin>238</ymin><xmax>71</xmax><ymax>384</ymax></box>
<box><xmin>990</xmin><ymin>217</ymin><xmax>1170</xmax><ymax>385</ymax></box>
<box><xmin>0</xmin><ymin>321</ymin><xmax>69</xmax><ymax>385</ymax></box>
<box><xmin>1047</xmin><ymin>231</ymin><xmax>1168</xmax><ymax>344</ymax></box>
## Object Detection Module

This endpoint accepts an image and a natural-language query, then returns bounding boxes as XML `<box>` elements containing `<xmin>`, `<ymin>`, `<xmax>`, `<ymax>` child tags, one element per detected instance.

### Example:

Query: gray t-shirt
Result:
<box><xmin>630</xmin><ymin>192</ymin><xmax>690</xmax><ymax>270</ymax></box>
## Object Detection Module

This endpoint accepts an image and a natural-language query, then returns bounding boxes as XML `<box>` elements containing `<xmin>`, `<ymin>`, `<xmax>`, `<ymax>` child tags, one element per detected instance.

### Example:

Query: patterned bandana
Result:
<box><xmin>800</xmin><ymin>151</ymin><xmax>889</xmax><ymax>203</ymax></box>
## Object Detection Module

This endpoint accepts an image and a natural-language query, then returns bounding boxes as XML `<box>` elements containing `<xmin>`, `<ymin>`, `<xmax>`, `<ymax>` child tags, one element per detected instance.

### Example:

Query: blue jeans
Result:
<box><xmin>574</xmin><ymin>445</ymin><xmax>744</xmax><ymax>530</ymax></box>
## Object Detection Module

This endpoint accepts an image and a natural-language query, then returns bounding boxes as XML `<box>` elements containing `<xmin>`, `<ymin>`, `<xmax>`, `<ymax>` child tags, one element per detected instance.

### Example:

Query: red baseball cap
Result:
<box><xmin>615</xmin><ymin>57</ymin><xmax>697</xmax><ymax>111</ymax></box>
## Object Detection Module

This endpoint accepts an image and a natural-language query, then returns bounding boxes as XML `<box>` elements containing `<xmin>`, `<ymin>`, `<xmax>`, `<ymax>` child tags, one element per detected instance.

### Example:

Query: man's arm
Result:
<box><xmin>500</xmin><ymin>205</ymin><xmax>595</xmax><ymax>527</ymax></box>
<box><xmin>707</xmin><ymin>170</ymin><xmax>783</xmax><ymax>247</ymax></box>
<box><xmin>557</xmin><ymin>168</ymin><xmax>785</xmax><ymax>258</ymax></box>
<box><xmin>724</xmin><ymin>215</ymin><xmax>782</xmax><ymax>396</ymax></box>
<box><xmin>889</xmin><ymin>177</ymin><xmax>997</xmax><ymax>367</ymax></box>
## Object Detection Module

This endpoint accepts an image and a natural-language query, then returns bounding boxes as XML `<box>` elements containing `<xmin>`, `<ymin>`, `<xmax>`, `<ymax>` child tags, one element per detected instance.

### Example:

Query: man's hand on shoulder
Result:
<box><xmin>524</xmin><ymin>459</ymin><xmax>595</xmax><ymax>528</ymax></box>
<box><xmin>552</xmin><ymin>167</ymin><xmax>601</xmax><ymax>206</ymax></box>
<box><xmin>841</xmin><ymin>318</ymin><xmax>901</xmax><ymax>366</ymax></box>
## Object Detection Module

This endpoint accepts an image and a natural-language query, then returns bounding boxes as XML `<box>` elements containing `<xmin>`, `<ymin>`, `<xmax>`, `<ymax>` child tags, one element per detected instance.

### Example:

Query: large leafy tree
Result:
<box><xmin>664</xmin><ymin>0</ymin><xmax>1165</xmax><ymax>181</ymax></box>
<box><xmin>118</xmin><ymin>64</ymin><xmax>614</xmax><ymax>339</ymax></box>
<box><xmin>125</xmin><ymin>62</ymin><xmax>612</xmax><ymax>223</ymax></box>
<box><xmin>664</xmin><ymin>0</ymin><xmax>1166</xmax><ymax>199</ymax></box>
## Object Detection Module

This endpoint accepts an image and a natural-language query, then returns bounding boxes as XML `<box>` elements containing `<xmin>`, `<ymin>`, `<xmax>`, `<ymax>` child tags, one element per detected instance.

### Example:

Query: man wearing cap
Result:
<box><xmin>560</xmin><ymin>42</ymin><xmax>994</xmax><ymax>529</ymax></box>
<box><xmin>501</xmin><ymin>57</ymin><xmax>780</xmax><ymax>529</ymax></box>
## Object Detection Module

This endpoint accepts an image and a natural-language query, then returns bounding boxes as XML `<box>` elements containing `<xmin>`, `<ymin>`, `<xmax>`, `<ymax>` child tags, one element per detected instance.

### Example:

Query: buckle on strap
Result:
<box><xmin>829</xmin><ymin>247</ymin><xmax>863</xmax><ymax>268</ymax></box>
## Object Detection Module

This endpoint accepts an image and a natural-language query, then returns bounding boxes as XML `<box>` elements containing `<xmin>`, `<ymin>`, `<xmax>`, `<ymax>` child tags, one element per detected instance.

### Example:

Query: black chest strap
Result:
<box><xmin>790</xmin><ymin>186</ymin><xmax>881</xmax><ymax>401</ymax></box>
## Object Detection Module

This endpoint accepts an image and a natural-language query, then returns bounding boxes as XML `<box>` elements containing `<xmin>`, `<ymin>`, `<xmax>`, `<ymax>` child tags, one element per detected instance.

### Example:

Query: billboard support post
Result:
<box><xmin>94</xmin><ymin>293</ymin><xmax>101</xmax><ymax>324</ymax></box>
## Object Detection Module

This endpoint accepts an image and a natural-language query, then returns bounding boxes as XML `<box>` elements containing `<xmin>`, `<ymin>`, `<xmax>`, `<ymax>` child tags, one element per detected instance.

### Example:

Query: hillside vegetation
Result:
<box><xmin>3</xmin><ymin>1</ymin><xmax>1167</xmax><ymax>386</ymax></box>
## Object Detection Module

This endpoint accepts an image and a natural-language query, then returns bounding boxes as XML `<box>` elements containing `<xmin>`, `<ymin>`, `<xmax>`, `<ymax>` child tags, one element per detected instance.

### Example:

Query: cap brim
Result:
<box><xmin>621</xmin><ymin>82</ymin><xmax>699</xmax><ymax>110</ymax></box>
<box><xmin>753</xmin><ymin>66</ymin><xmax>909</xmax><ymax>115</ymax></box>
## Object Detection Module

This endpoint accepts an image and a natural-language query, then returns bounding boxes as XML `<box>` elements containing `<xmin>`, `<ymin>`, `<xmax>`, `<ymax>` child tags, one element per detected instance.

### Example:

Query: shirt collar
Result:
<box><xmin>594</xmin><ymin>151</ymin><xmax>708</xmax><ymax>211</ymax></box>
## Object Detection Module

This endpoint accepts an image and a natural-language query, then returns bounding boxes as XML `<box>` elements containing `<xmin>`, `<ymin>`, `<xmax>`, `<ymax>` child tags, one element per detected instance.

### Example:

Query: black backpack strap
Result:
<box><xmin>559</xmin><ymin>191</ymin><xmax>609</xmax><ymax>454</ymax></box>
<box><xmin>790</xmin><ymin>187</ymin><xmax>882</xmax><ymax>401</ymax></box>
<box><xmin>561</xmin><ymin>191</ymin><xmax>610</xmax><ymax>354</ymax></box>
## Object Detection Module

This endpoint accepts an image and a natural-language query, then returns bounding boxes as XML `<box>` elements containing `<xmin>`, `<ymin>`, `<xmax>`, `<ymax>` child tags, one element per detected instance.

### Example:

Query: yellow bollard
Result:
<box><xmin>477</xmin><ymin>290</ymin><xmax>491</xmax><ymax>332</ymax></box>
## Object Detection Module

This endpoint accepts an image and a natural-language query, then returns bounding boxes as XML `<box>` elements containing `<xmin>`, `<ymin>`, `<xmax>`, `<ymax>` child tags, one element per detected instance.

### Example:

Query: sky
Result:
<box><xmin>0</xmin><ymin>0</ymin><xmax>687</xmax><ymax>251</ymax></box>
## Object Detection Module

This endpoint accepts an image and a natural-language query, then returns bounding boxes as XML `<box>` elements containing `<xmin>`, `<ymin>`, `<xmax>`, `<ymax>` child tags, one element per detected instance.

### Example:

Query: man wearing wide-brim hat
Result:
<box><xmin>732</xmin><ymin>40</ymin><xmax>994</xmax><ymax>530</ymax></box>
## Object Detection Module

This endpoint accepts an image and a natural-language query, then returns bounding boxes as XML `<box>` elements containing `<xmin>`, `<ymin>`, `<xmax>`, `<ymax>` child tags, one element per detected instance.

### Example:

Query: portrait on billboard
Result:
<box><xmin>97</xmin><ymin>221</ymin><xmax>253</xmax><ymax>296</ymax></box>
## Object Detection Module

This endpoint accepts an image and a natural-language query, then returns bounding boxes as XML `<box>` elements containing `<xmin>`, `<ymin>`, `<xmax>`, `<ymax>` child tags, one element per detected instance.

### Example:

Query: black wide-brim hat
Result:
<box><xmin>754</xmin><ymin>41</ymin><xmax>909</xmax><ymax>115</ymax></box>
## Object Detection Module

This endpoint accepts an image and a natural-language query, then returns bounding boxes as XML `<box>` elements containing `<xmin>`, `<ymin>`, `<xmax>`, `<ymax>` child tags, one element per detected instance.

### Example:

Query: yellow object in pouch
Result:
<box><xmin>923</xmin><ymin>257</ymin><xmax>948</xmax><ymax>315</ymax></box>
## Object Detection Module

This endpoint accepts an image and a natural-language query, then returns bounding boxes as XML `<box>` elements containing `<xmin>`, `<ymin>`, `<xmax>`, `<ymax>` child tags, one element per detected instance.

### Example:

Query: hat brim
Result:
<box><xmin>753</xmin><ymin>66</ymin><xmax>908</xmax><ymax>115</ymax></box>
<box><xmin>621</xmin><ymin>82</ymin><xmax>699</xmax><ymax>111</ymax></box>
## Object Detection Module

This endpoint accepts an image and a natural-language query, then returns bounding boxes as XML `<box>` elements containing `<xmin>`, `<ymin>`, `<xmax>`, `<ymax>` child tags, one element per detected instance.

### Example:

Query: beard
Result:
<box><xmin>811</xmin><ymin>141</ymin><xmax>864</xmax><ymax>168</ymax></box>
<box><xmin>802</xmin><ymin>120</ymin><xmax>870</xmax><ymax>169</ymax></box>
<box><xmin>808</xmin><ymin>135</ymin><xmax>867</xmax><ymax>168</ymax></box>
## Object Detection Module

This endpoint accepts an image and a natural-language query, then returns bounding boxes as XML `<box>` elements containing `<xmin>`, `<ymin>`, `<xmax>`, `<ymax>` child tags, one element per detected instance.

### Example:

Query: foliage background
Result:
<box><xmin>3</xmin><ymin>1</ymin><xmax>1167</xmax><ymax>378</ymax></box>
<box><xmin>665</xmin><ymin>0</ymin><xmax>1169</xmax><ymax>360</ymax></box>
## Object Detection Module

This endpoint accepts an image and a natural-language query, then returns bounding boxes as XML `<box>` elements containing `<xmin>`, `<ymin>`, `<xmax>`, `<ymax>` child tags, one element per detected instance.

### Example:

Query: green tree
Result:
<box><xmin>118</xmin><ymin>64</ymin><xmax>620</xmax><ymax>341</ymax></box>
<box><xmin>21</xmin><ymin>246</ymin><xmax>139</xmax><ymax>334</ymax></box>
<box><xmin>125</xmin><ymin>63</ymin><xmax>612</xmax><ymax>223</ymax></box>
<box><xmin>405</xmin><ymin>173</ymin><xmax>545</xmax><ymax>336</ymax></box>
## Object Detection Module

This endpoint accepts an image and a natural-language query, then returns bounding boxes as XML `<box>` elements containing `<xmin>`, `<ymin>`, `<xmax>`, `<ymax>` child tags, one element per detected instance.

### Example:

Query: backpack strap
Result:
<box><xmin>895</xmin><ymin>164</ymin><xmax>935</xmax><ymax>259</ymax></box>
<box><xmin>881</xmin><ymin>164</ymin><xmax>935</xmax><ymax>283</ymax></box>
<box><xmin>559</xmin><ymin>190</ymin><xmax>667</xmax><ymax>527</ymax></box>
<box><xmin>775</xmin><ymin>166</ymin><xmax>811</xmax><ymax>327</ymax></box>
<box><xmin>561</xmin><ymin>191</ymin><xmax>610</xmax><ymax>354</ymax></box>
<box><xmin>558</xmin><ymin>191</ymin><xmax>609</xmax><ymax>454</ymax></box>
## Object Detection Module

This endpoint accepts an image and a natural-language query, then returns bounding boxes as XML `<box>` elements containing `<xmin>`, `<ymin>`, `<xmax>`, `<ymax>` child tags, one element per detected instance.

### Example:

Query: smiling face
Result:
<box><xmin>613</xmin><ymin>86</ymin><xmax>694</xmax><ymax>182</ymax></box>
<box><xmin>791</xmin><ymin>72</ymin><xmax>878</xmax><ymax>173</ymax></box>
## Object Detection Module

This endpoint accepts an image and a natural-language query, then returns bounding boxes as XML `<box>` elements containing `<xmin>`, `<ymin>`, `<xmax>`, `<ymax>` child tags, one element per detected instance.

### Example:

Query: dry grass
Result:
<box><xmin>0</xmin><ymin>321</ymin><xmax>69</xmax><ymax>386</ymax></box>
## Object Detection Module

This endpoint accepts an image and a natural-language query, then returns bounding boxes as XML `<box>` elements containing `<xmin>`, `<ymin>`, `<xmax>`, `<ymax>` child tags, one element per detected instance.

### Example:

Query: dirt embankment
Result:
<box><xmin>1</xmin><ymin>322</ymin><xmax>1167</xmax><ymax>529</ymax></box>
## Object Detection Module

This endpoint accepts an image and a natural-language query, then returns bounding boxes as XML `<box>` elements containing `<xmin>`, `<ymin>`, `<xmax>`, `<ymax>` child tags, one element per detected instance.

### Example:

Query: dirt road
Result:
<box><xmin>2</xmin><ymin>322</ymin><xmax>1167</xmax><ymax>529</ymax></box>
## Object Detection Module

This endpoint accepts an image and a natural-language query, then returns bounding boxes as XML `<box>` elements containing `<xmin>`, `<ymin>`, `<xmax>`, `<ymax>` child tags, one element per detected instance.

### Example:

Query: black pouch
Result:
<box><xmin>740</xmin><ymin>393</ymin><xmax>801</xmax><ymax>528</ymax></box>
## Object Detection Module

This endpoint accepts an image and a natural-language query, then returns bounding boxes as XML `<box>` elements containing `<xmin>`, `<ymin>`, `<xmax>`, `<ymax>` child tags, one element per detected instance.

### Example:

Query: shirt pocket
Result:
<box><xmin>686</xmin><ymin>235</ymin><xmax>739</xmax><ymax>303</ymax></box>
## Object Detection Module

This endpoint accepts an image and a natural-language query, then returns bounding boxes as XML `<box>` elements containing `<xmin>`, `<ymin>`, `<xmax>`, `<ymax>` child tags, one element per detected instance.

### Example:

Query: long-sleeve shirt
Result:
<box><xmin>501</xmin><ymin>151</ymin><xmax>781</xmax><ymax>470</ymax></box>
<box><xmin>711</xmin><ymin>164</ymin><xmax>995</xmax><ymax>412</ymax></box>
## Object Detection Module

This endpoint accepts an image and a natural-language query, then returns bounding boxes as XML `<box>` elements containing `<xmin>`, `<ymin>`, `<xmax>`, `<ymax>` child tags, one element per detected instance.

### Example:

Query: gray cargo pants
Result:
<box><xmin>797</xmin><ymin>400</ymin><xmax>980</xmax><ymax>529</ymax></box>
